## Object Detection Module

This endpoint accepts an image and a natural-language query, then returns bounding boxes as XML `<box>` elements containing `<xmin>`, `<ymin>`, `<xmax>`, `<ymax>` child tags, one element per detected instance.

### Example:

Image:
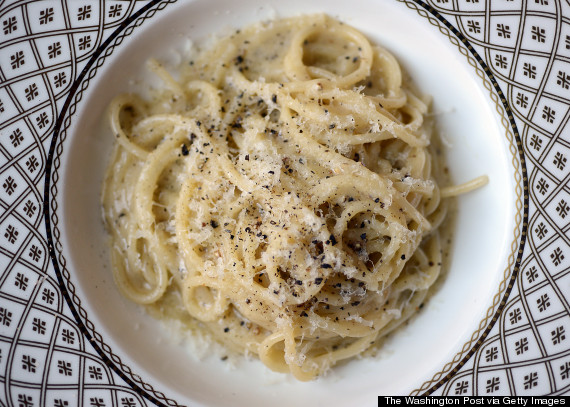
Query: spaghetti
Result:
<box><xmin>102</xmin><ymin>14</ymin><xmax>486</xmax><ymax>381</ymax></box>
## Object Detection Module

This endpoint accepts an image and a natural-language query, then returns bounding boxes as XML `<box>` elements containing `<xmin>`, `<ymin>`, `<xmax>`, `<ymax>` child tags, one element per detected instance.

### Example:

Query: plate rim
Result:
<box><xmin>42</xmin><ymin>0</ymin><xmax>529</xmax><ymax>402</ymax></box>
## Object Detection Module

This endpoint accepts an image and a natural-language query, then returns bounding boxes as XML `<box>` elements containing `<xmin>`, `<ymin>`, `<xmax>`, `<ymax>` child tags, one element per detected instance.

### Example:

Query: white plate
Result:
<box><xmin>1</xmin><ymin>0</ymin><xmax>568</xmax><ymax>405</ymax></box>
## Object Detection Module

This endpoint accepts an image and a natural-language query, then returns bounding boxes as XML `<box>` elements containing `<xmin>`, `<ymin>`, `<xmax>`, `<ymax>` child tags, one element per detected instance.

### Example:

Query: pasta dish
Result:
<box><xmin>102</xmin><ymin>14</ymin><xmax>486</xmax><ymax>381</ymax></box>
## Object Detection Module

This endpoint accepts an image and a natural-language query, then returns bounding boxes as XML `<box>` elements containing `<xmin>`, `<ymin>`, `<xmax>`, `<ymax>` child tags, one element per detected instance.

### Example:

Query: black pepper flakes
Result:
<box><xmin>181</xmin><ymin>144</ymin><xmax>189</xmax><ymax>156</ymax></box>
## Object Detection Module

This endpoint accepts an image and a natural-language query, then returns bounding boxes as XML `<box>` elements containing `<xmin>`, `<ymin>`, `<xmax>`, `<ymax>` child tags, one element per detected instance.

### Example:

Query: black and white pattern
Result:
<box><xmin>1</xmin><ymin>1</ymin><xmax>160</xmax><ymax>405</ymax></box>
<box><xmin>0</xmin><ymin>0</ymin><xmax>568</xmax><ymax>403</ymax></box>
<box><xmin>426</xmin><ymin>0</ymin><xmax>570</xmax><ymax>396</ymax></box>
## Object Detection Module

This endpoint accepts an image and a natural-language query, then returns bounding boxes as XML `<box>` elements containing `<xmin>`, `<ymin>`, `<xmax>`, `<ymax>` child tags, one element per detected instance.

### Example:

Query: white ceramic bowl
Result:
<box><xmin>47</xmin><ymin>0</ymin><xmax>524</xmax><ymax>405</ymax></box>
